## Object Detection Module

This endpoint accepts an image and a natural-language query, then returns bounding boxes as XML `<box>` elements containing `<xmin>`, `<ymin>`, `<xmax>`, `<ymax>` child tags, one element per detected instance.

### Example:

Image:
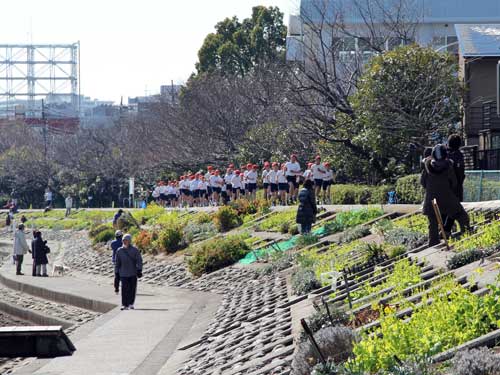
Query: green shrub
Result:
<box><xmin>396</xmin><ymin>174</ymin><xmax>424</xmax><ymax>204</ymax></box>
<box><xmin>155</xmin><ymin>225</ymin><xmax>184</xmax><ymax>253</ymax></box>
<box><xmin>330</xmin><ymin>185</ymin><xmax>392</xmax><ymax>204</ymax></box>
<box><xmin>193</xmin><ymin>212</ymin><xmax>213</xmax><ymax>225</ymax></box>
<box><xmin>446</xmin><ymin>248</ymin><xmax>486</xmax><ymax>270</ymax></box>
<box><xmin>116</xmin><ymin>211</ymin><xmax>140</xmax><ymax>231</ymax></box>
<box><xmin>289</xmin><ymin>223</ymin><xmax>300</xmax><ymax>235</ymax></box>
<box><xmin>92</xmin><ymin>228</ymin><xmax>115</xmax><ymax>244</ymax></box>
<box><xmin>187</xmin><ymin>235</ymin><xmax>251</xmax><ymax>276</ymax></box>
<box><xmin>296</xmin><ymin>233</ymin><xmax>320</xmax><ymax>248</ymax></box>
<box><xmin>183</xmin><ymin>222</ymin><xmax>217</xmax><ymax>244</ymax></box>
<box><xmin>280</xmin><ymin>221</ymin><xmax>290</xmax><ymax>234</ymax></box>
<box><xmin>89</xmin><ymin>223</ymin><xmax>113</xmax><ymax>238</ymax></box>
<box><xmin>214</xmin><ymin>206</ymin><xmax>242</xmax><ymax>232</ymax></box>
<box><xmin>291</xmin><ymin>268</ymin><xmax>321</xmax><ymax>295</ymax></box>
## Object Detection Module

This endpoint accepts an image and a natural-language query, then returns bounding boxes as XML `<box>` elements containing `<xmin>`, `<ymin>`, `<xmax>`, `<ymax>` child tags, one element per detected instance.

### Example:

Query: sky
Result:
<box><xmin>0</xmin><ymin>0</ymin><xmax>298</xmax><ymax>104</ymax></box>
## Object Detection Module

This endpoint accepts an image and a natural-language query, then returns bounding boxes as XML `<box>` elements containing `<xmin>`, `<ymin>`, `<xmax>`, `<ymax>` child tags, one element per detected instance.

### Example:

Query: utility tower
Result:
<box><xmin>0</xmin><ymin>42</ymin><xmax>80</xmax><ymax>132</ymax></box>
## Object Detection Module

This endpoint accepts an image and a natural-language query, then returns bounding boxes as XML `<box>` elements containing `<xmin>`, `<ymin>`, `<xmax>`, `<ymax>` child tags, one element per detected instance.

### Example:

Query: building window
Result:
<box><xmin>432</xmin><ymin>36</ymin><xmax>458</xmax><ymax>54</ymax></box>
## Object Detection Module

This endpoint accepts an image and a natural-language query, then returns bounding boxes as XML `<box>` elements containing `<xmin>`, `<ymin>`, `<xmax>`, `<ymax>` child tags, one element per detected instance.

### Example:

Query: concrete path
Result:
<box><xmin>0</xmin><ymin>258</ymin><xmax>221</xmax><ymax>375</ymax></box>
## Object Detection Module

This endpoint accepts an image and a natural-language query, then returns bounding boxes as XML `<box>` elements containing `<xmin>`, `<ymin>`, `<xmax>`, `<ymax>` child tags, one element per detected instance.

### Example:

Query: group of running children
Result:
<box><xmin>151</xmin><ymin>155</ymin><xmax>335</xmax><ymax>207</ymax></box>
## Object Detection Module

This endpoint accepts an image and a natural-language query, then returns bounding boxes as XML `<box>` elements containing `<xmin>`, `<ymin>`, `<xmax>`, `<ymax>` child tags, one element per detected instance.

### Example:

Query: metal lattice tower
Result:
<box><xmin>0</xmin><ymin>43</ymin><xmax>80</xmax><ymax>128</ymax></box>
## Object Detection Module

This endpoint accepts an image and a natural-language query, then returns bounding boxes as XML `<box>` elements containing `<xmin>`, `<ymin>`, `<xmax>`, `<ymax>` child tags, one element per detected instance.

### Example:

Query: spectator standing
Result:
<box><xmin>113</xmin><ymin>209</ymin><xmax>124</xmax><ymax>229</ymax></box>
<box><xmin>65</xmin><ymin>195</ymin><xmax>73</xmax><ymax>217</ymax></box>
<box><xmin>115</xmin><ymin>234</ymin><xmax>143</xmax><ymax>310</ymax></box>
<box><xmin>285</xmin><ymin>154</ymin><xmax>301</xmax><ymax>203</ymax></box>
<box><xmin>111</xmin><ymin>230</ymin><xmax>123</xmax><ymax>294</ymax></box>
<box><xmin>296</xmin><ymin>180</ymin><xmax>318</xmax><ymax>234</ymax></box>
<box><xmin>421</xmin><ymin>144</ymin><xmax>470</xmax><ymax>247</ymax></box>
<box><xmin>32</xmin><ymin>231</ymin><xmax>49</xmax><ymax>277</ymax></box>
<box><xmin>44</xmin><ymin>188</ymin><xmax>53</xmax><ymax>208</ymax></box>
<box><xmin>13</xmin><ymin>224</ymin><xmax>30</xmax><ymax>275</ymax></box>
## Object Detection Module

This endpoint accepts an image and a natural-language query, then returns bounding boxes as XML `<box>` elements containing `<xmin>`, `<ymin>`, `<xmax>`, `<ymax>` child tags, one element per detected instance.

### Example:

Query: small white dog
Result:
<box><xmin>51</xmin><ymin>263</ymin><xmax>70</xmax><ymax>276</ymax></box>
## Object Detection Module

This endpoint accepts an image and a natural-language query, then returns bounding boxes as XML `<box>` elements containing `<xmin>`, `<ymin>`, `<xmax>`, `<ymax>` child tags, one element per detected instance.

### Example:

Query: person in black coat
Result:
<box><xmin>421</xmin><ymin>144</ymin><xmax>470</xmax><ymax>247</ymax></box>
<box><xmin>296</xmin><ymin>180</ymin><xmax>318</xmax><ymax>234</ymax></box>
<box><xmin>444</xmin><ymin>134</ymin><xmax>466</xmax><ymax>233</ymax></box>
<box><xmin>32</xmin><ymin>231</ymin><xmax>49</xmax><ymax>277</ymax></box>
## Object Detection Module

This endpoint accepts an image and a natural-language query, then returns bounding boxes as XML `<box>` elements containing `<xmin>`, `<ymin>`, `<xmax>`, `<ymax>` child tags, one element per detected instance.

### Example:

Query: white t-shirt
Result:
<box><xmin>204</xmin><ymin>172</ymin><xmax>211</xmax><ymax>182</ymax></box>
<box><xmin>303</xmin><ymin>169</ymin><xmax>313</xmax><ymax>181</ymax></box>
<box><xmin>190</xmin><ymin>180</ymin><xmax>199</xmax><ymax>191</ymax></box>
<box><xmin>285</xmin><ymin>161</ymin><xmax>301</xmax><ymax>177</ymax></box>
<box><xmin>181</xmin><ymin>180</ymin><xmax>190</xmax><ymax>190</ymax></box>
<box><xmin>312</xmin><ymin>164</ymin><xmax>326</xmax><ymax>180</ymax></box>
<box><xmin>209</xmin><ymin>175</ymin><xmax>221</xmax><ymax>187</ymax></box>
<box><xmin>246</xmin><ymin>170</ymin><xmax>257</xmax><ymax>184</ymax></box>
<box><xmin>224</xmin><ymin>173</ymin><xmax>233</xmax><ymax>185</ymax></box>
<box><xmin>166</xmin><ymin>185</ymin><xmax>173</xmax><ymax>195</ymax></box>
<box><xmin>242</xmin><ymin>170</ymin><xmax>249</xmax><ymax>185</ymax></box>
<box><xmin>159</xmin><ymin>185</ymin><xmax>168</xmax><ymax>195</ymax></box>
<box><xmin>198</xmin><ymin>181</ymin><xmax>207</xmax><ymax>191</ymax></box>
<box><xmin>268</xmin><ymin>170</ymin><xmax>278</xmax><ymax>184</ymax></box>
<box><xmin>262</xmin><ymin>169</ymin><xmax>270</xmax><ymax>183</ymax></box>
<box><xmin>323</xmin><ymin>169</ymin><xmax>333</xmax><ymax>182</ymax></box>
<box><xmin>231</xmin><ymin>175</ymin><xmax>242</xmax><ymax>189</ymax></box>
<box><xmin>277</xmin><ymin>170</ymin><xmax>287</xmax><ymax>183</ymax></box>
<box><xmin>152</xmin><ymin>186</ymin><xmax>160</xmax><ymax>198</ymax></box>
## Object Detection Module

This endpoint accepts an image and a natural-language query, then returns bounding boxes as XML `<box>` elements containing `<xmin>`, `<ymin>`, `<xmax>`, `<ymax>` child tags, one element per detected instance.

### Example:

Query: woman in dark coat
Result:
<box><xmin>296</xmin><ymin>179</ymin><xmax>318</xmax><ymax>234</ymax></box>
<box><xmin>32</xmin><ymin>231</ymin><xmax>49</xmax><ymax>277</ymax></box>
<box><xmin>421</xmin><ymin>144</ymin><xmax>470</xmax><ymax>247</ymax></box>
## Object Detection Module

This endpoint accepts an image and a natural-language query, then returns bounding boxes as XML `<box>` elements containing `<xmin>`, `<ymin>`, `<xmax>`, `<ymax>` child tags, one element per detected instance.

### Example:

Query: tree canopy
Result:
<box><xmin>196</xmin><ymin>6</ymin><xmax>287</xmax><ymax>76</ymax></box>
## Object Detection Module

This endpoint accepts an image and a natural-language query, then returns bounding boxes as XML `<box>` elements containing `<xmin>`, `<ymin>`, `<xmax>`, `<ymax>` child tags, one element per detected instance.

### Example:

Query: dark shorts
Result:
<box><xmin>286</xmin><ymin>175</ymin><xmax>299</xmax><ymax>188</ymax></box>
<box><xmin>207</xmin><ymin>186</ymin><xmax>212</xmax><ymax>195</ymax></box>
<box><xmin>270</xmin><ymin>183</ymin><xmax>278</xmax><ymax>192</ymax></box>
<box><xmin>159</xmin><ymin>194</ymin><xmax>167</xmax><ymax>201</ymax></box>
<box><xmin>221</xmin><ymin>191</ymin><xmax>228</xmax><ymax>198</ymax></box>
<box><xmin>192</xmin><ymin>190</ymin><xmax>200</xmax><ymax>198</ymax></box>
<box><xmin>181</xmin><ymin>189</ymin><xmax>189</xmax><ymax>196</ymax></box>
<box><xmin>184</xmin><ymin>190</ymin><xmax>191</xmax><ymax>197</ymax></box>
<box><xmin>168</xmin><ymin>194</ymin><xmax>176</xmax><ymax>200</ymax></box>
<box><xmin>278</xmin><ymin>183</ymin><xmax>289</xmax><ymax>192</ymax></box>
<box><xmin>314</xmin><ymin>179</ymin><xmax>323</xmax><ymax>187</ymax></box>
<box><xmin>247</xmin><ymin>183</ymin><xmax>257</xmax><ymax>192</ymax></box>
<box><xmin>212</xmin><ymin>187</ymin><xmax>221</xmax><ymax>194</ymax></box>
<box><xmin>226</xmin><ymin>184</ymin><xmax>232</xmax><ymax>191</ymax></box>
<box><xmin>263</xmin><ymin>183</ymin><xmax>269</xmax><ymax>190</ymax></box>
<box><xmin>322</xmin><ymin>180</ymin><xmax>332</xmax><ymax>190</ymax></box>
<box><xmin>200</xmin><ymin>190</ymin><xmax>208</xmax><ymax>198</ymax></box>
<box><xmin>232</xmin><ymin>188</ymin><xmax>240</xmax><ymax>194</ymax></box>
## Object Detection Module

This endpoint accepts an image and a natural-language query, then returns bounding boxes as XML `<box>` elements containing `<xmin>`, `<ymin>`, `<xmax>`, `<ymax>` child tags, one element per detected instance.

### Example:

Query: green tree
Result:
<box><xmin>196</xmin><ymin>6</ymin><xmax>287</xmax><ymax>76</ymax></box>
<box><xmin>353</xmin><ymin>45</ymin><xmax>462</xmax><ymax>175</ymax></box>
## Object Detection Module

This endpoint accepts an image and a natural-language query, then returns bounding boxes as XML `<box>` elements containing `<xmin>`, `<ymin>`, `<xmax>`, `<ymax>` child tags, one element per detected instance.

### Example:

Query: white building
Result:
<box><xmin>287</xmin><ymin>0</ymin><xmax>500</xmax><ymax>61</ymax></box>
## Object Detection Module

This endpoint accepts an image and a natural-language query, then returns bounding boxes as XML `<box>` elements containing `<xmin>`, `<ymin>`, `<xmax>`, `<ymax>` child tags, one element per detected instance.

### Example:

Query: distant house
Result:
<box><xmin>287</xmin><ymin>0</ymin><xmax>500</xmax><ymax>62</ymax></box>
<box><xmin>456</xmin><ymin>24</ymin><xmax>500</xmax><ymax>169</ymax></box>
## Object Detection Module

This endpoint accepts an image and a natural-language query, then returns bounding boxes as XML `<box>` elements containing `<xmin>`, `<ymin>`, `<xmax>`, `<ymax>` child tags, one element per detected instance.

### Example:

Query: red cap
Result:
<box><xmin>291</xmin><ymin>154</ymin><xmax>297</xmax><ymax>159</ymax></box>
<box><xmin>264</xmin><ymin>161</ymin><xmax>270</xmax><ymax>167</ymax></box>
<box><xmin>253</xmin><ymin>164</ymin><xmax>258</xmax><ymax>169</ymax></box>
<box><xmin>235</xmin><ymin>170</ymin><xmax>241</xmax><ymax>175</ymax></box>
<box><xmin>324</xmin><ymin>162</ymin><xmax>330</xmax><ymax>167</ymax></box>
<box><xmin>246</xmin><ymin>163</ymin><xmax>252</xmax><ymax>169</ymax></box>
<box><xmin>229</xmin><ymin>163</ymin><xmax>234</xmax><ymax>168</ymax></box>
<box><xmin>207</xmin><ymin>166</ymin><xmax>213</xmax><ymax>170</ymax></box>
<box><xmin>189</xmin><ymin>175</ymin><xmax>195</xmax><ymax>180</ymax></box>
<box><xmin>272</xmin><ymin>162</ymin><xmax>278</xmax><ymax>167</ymax></box>
<box><xmin>315</xmin><ymin>155</ymin><xmax>321</xmax><ymax>160</ymax></box>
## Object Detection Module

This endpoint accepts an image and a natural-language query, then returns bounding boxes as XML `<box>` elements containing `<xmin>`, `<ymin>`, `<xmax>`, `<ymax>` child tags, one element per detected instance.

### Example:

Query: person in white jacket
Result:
<box><xmin>65</xmin><ymin>195</ymin><xmax>73</xmax><ymax>217</ymax></box>
<box><xmin>13</xmin><ymin>224</ymin><xmax>30</xmax><ymax>275</ymax></box>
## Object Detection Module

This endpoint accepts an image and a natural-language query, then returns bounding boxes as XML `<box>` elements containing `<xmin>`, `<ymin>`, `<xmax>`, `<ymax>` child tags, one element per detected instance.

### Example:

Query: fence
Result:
<box><xmin>464</xmin><ymin>170</ymin><xmax>500</xmax><ymax>202</ymax></box>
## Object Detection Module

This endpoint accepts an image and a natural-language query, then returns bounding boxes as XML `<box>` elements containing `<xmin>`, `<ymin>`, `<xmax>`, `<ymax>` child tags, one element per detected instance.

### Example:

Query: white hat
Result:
<box><xmin>123</xmin><ymin>234</ymin><xmax>132</xmax><ymax>242</ymax></box>
<box><xmin>115</xmin><ymin>230</ymin><xmax>123</xmax><ymax>237</ymax></box>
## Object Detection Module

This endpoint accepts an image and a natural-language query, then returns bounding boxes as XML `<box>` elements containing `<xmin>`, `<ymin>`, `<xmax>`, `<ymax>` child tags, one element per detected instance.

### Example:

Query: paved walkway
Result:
<box><xmin>0</xmin><ymin>258</ymin><xmax>221</xmax><ymax>375</ymax></box>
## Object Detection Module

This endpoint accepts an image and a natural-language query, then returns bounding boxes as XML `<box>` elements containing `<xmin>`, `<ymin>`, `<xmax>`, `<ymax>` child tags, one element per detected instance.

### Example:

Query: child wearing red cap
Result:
<box><xmin>262</xmin><ymin>162</ymin><xmax>271</xmax><ymax>200</ymax></box>
<box><xmin>231</xmin><ymin>170</ymin><xmax>242</xmax><ymax>199</ymax></box>
<box><xmin>152</xmin><ymin>181</ymin><xmax>161</xmax><ymax>204</ymax></box>
<box><xmin>322</xmin><ymin>162</ymin><xmax>334</xmax><ymax>204</ymax></box>
<box><xmin>210</xmin><ymin>170</ymin><xmax>223</xmax><ymax>206</ymax></box>
<box><xmin>285</xmin><ymin>154</ymin><xmax>301</xmax><ymax>203</ymax></box>
<box><xmin>224</xmin><ymin>167</ymin><xmax>234</xmax><ymax>201</ymax></box>
<box><xmin>246</xmin><ymin>164</ymin><xmax>258</xmax><ymax>200</ymax></box>
<box><xmin>312</xmin><ymin>156</ymin><xmax>326</xmax><ymax>198</ymax></box>
<box><xmin>268</xmin><ymin>162</ymin><xmax>279</xmax><ymax>205</ymax></box>
<box><xmin>303</xmin><ymin>162</ymin><xmax>313</xmax><ymax>182</ymax></box>
<box><xmin>277</xmin><ymin>164</ymin><xmax>288</xmax><ymax>205</ymax></box>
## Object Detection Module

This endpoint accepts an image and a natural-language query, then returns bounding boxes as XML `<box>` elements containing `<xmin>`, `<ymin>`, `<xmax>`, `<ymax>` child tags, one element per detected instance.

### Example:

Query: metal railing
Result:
<box><xmin>464</xmin><ymin>170</ymin><xmax>500</xmax><ymax>202</ymax></box>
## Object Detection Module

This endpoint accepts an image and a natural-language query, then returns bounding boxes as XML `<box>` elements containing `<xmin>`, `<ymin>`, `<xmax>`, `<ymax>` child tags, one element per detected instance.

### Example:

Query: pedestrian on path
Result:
<box><xmin>32</xmin><ymin>231</ymin><xmax>49</xmax><ymax>277</ymax></box>
<box><xmin>296</xmin><ymin>180</ymin><xmax>317</xmax><ymax>234</ymax></box>
<box><xmin>44</xmin><ymin>188</ymin><xmax>53</xmax><ymax>208</ymax></box>
<box><xmin>13</xmin><ymin>224</ymin><xmax>30</xmax><ymax>275</ymax></box>
<box><xmin>111</xmin><ymin>230</ymin><xmax>123</xmax><ymax>295</ymax></box>
<box><xmin>65</xmin><ymin>195</ymin><xmax>73</xmax><ymax>217</ymax></box>
<box><xmin>115</xmin><ymin>233</ymin><xmax>143</xmax><ymax>310</ymax></box>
